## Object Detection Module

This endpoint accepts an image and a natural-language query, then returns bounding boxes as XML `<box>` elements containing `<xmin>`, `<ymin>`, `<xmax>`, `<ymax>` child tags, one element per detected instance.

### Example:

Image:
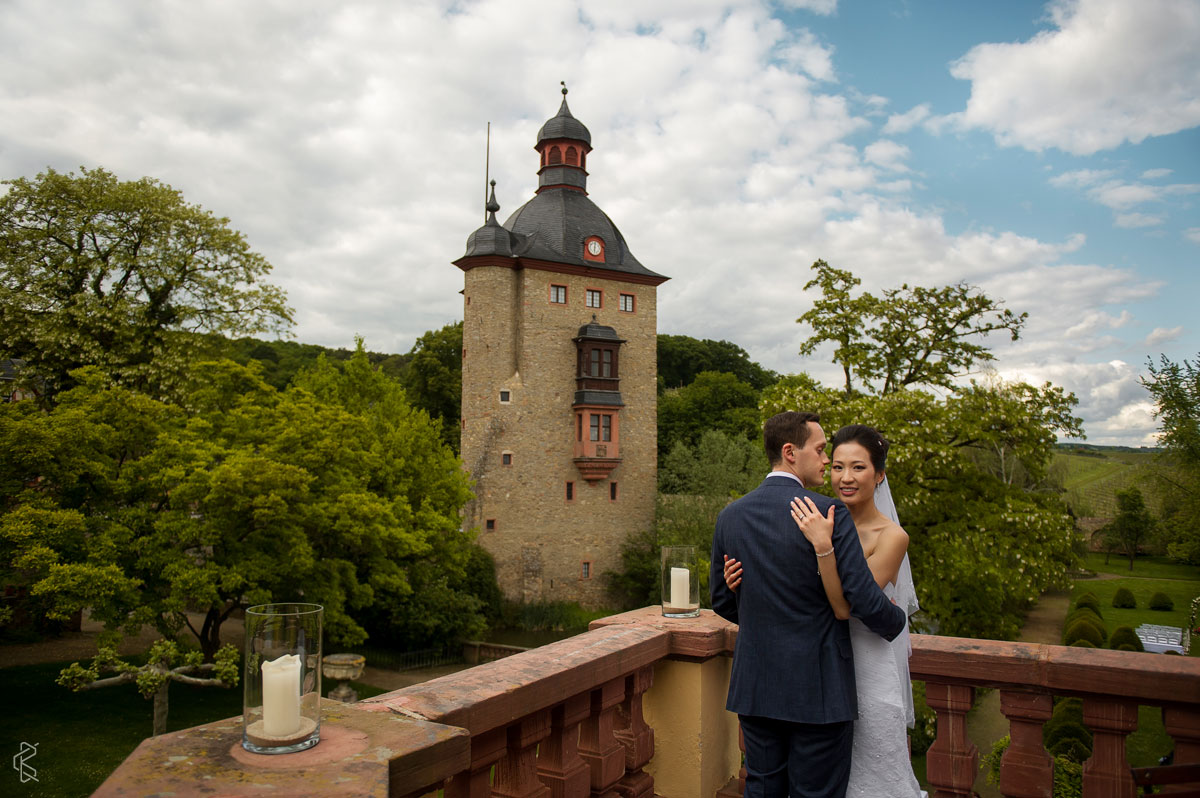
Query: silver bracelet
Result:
<box><xmin>815</xmin><ymin>547</ymin><xmax>834</xmax><ymax>558</ymax></box>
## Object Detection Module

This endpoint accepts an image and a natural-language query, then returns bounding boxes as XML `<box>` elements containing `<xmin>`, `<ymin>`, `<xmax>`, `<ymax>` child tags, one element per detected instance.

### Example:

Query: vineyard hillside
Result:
<box><xmin>1054</xmin><ymin>445</ymin><xmax>1162</xmax><ymax>520</ymax></box>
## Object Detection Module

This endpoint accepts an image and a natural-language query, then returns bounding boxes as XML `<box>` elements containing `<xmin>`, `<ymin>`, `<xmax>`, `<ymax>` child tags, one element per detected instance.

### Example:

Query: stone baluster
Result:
<box><xmin>578</xmin><ymin>676</ymin><xmax>626</xmax><ymax>798</ymax></box>
<box><xmin>537</xmin><ymin>694</ymin><xmax>592</xmax><ymax>798</ymax></box>
<box><xmin>613</xmin><ymin>666</ymin><xmax>655</xmax><ymax>798</ymax></box>
<box><xmin>998</xmin><ymin>691</ymin><xmax>1054</xmax><ymax>798</ymax></box>
<box><xmin>715</xmin><ymin>721</ymin><xmax>747</xmax><ymax>798</ymax></box>
<box><xmin>444</xmin><ymin>727</ymin><xmax>508</xmax><ymax>798</ymax></box>
<box><xmin>1162</xmin><ymin>702</ymin><xmax>1200</xmax><ymax>795</ymax></box>
<box><xmin>925</xmin><ymin>682</ymin><xmax>979</xmax><ymax>798</ymax></box>
<box><xmin>1082</xmin><ymin>698</ymin><xmax>1137</xmax><ymax>798</ymax></box>
<box><xmin>493</xmin><ymin>710</ymin><xmax>552</xmax><ymax>798</ymax></box>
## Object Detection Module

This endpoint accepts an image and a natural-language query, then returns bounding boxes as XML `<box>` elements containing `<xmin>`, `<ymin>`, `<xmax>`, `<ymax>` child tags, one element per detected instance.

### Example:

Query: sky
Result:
<box><xmin>2</xmin><ymin>0</ymin><xmax>1198</xmax><ymax>446</ymax></box>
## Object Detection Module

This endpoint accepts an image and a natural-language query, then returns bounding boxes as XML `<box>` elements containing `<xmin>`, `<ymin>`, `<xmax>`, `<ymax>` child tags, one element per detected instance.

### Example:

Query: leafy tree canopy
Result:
<box><xmin>0</xmin><ymin>344</ymin><xmax>483</xmax><ymax>660</ymax></box>
<box><xmin>1139</xmin><ymin>354</ymin><xmax>1200</xmax><ymax>564</ymax></box>
<box><xmin>657</xmin><ymin>370</ymin><xmax>761</xmax><ymax>463</ymax></box>
<box><xmin>401</xmin><ymin>321</ymin><xmax>463</xmax><ymax>452</ymax></box>
<box><xmin>657</xmin><ymin>334</ymin><xmax>779</xmax><ymax>390</ymax></box>
<box><xmin>0</xmin><ymin>166</ymin><xmax>292</xmax><ymax>400</ymax></box>
<box><xmin>798</xmin><ymin>259</ymin><xmax>1027</xmax><ymax>395</ymax></box>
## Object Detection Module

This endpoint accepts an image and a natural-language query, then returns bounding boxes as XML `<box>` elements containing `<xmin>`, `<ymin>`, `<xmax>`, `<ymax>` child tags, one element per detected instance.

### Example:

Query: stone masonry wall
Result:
<box><xmin>462</xmin><ymin>264</ymin><xmax>657</xmax><ymax>608</ymax></box>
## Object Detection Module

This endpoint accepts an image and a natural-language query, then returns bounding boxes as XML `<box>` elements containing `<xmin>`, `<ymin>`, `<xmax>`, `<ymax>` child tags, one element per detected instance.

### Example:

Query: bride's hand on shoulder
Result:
<box><xmin>723</xmin><ymin>554</ymin><xmax>743</xmax><ymax>590</ymax></box>
<box><xmin>791</xmin><ymin>496</ymin><xmax>834</xmax><ymax>549</ymax></box>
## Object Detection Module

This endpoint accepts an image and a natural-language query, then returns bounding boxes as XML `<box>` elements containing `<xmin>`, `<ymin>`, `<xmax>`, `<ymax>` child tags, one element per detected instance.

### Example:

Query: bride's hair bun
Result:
<box><xmin>830</xmin><ymin>424</ymin><xmax>889</xmax><ymax>472</ymax></box>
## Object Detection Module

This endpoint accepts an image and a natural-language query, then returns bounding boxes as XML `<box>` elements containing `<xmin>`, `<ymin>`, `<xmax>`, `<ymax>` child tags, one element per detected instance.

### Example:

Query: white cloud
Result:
<box><xmin>1048</xmin><ymin>169</ymin><xmax>1114</xmax><ymax>189</ymax></box>
<box><xmin>776</xmin><ymin>28</ymin><xmax>837</xmax><ymax>81</ymax></box>
<box><xmin>1141</xmin><ymin>168</ymin><xmax>1173</xmax><ymax>180</ymax></box>
<box><xmin>1146</xmin><ymin>326</ymin><xmax>1183</xmax><ymax>346</ymax></box>
<box><xmin>1186</xmin><ymin>228</ymin><xmax>1200</xmax><ymax>244</ymax></box>
<box><xmin>777</xmin><ymin>0</ymin><xmax>838</xmax><ymax>14</ymax></box>
<box><xmin>947</xmin><ymin>0</ymin><xmax>1200</xmax><ymax>155</ymax></box>
<box><xmin>863</xmin><ymin>139</ymin><xmax>911</xmax><ymax>172</ymax></box>
<box><xmin>1115</xmin><ymin>212</ymin><xmax>1165</xmax><ymax>228</ymax></box>
<box><xmin>0</xmin><ymin>0</ymin><xmax>1182</xmax><ymax>448</ymax></box>
<box><xmin>882</xmin><ymin>103</ymin><xmax>931</xmax><ymax>135</ymax></box>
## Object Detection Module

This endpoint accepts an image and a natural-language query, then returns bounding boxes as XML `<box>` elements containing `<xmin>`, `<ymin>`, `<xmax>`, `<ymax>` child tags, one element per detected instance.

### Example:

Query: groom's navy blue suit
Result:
<box><xmin>711</xmin><ymin>475</ymin><xmax>906</xmax><ymax>798</ymax></box>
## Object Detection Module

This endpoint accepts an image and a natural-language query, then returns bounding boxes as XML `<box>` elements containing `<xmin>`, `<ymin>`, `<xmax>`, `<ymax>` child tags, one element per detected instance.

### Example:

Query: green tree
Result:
<box><xmin>657</xmin><ymin>334</ymin><xmax>778</xmax><ymax>390</ymax></box>
<box><xmin>796</xmin><ymin>260</ymin><xmax>1027</xmax><ymax>395</ymax></box>
<box><xmin>1101</xmin><ymin>488</ymin><xmax>1156</xmax><ymax>570</ymax></box>
<box><xmin>797</xmin><ymin>260</ymin><xmax>878</xmax><ymax>394</ymax></box>
<box><xmin>1</xmin><ymin>347</ymin><xmax>482</xmax><ymax>663</ymax></box>
<box><xmin>0</xmin><ymin>167</ymin><xmax>292</xmax><ymax>400</ymax></box>
<box><xmin>401</xmin><ymin>321</ymin><xmax>463</xmax><ymax>452</ymax></box>
<box><xmin>57</xmin><ymin>640</ymin><xmax>239</xmax><ymax>737</ymax></box>
<box><xmin>657</xmin><ymin>371</ymin><xmax>760</xmax><ymax>462</ymax></box>
<box><xmin>1140</xmin><ymin>354</ymin><xmax>1200</xmax><ymax>564</ymax></box>
<box><xmin>659</xmin><ymin>429</ymin><xmax>764</xmax><ymax>496</ymax></box>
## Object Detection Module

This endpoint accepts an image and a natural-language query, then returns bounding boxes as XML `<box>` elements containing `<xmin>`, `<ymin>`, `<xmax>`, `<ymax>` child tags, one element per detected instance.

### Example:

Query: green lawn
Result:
<box><xmin>1071</xmin><ymin>575</ymin><xmax>1200</xmax><ymax>650</ymax></box>
<box><xmin>1082</xmin><ymin>552</ymin><xmax>1200</xmax><ymax>581</ymax></box>
<box><xmin>2</xmin><ymin>659</ymin><xmax>386</xmax><ymax>798</ymax></box>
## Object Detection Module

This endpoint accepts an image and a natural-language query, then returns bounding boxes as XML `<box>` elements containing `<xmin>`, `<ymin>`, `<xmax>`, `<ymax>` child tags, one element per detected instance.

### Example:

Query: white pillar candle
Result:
<box><xmin>670</xmin><ymin>566</ymin><xmax>690</xmax><ymax>608</ymax></box>
<box><xmin>261</xmin><ymin>653</ymin><xmax>302</xmax><ymax>737</ymax></box>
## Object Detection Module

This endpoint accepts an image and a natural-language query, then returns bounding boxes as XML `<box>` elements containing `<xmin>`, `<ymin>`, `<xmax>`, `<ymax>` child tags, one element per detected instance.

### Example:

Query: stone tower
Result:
<box><xmin>454</xmin><ymin>88</ymin><xmax>668</xmax><ymax>607</ymax></box>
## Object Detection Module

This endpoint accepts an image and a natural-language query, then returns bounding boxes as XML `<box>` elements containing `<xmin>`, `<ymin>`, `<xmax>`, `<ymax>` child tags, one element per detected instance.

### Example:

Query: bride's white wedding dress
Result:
<box><xmin>845</xmin><ymin>477</ymin><xmax>923</xmax><ymax>798</ymax></box>
<box><xmin>846</xmin><ymin>589</ymin><xmax>923</xmax><ymax>797</ymax></box>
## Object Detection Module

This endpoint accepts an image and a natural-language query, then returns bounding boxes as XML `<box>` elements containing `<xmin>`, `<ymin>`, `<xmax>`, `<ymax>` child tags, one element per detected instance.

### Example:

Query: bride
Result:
<box><xmin>724</xmin><ymin>424</ymin><xmax>923</xmax><ymax>798</ymax></box>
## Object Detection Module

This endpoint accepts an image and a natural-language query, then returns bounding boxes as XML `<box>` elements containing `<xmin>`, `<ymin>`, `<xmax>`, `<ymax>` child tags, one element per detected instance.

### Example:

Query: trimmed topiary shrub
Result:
<box><xmin>1075</xmin><ymin>594</ymin><xmax>1102</xmax><ymax>614</ymax></box>
<box><xmin>1066</xmin><ymin>606</ymin><xmax>1104</xmax><ymax>627</ymax></box>
<box><xmin>1044</xmin><ymin>719</ymin><xmax>1093</xmax><ymax>754</ymax></box>
<box><xmin>1149</xmin><ymin>592</ymin><xmax>1174</xmax><ymax>611</ymax></box>
<box><xmin>1112</xmin><ymin>587</ymin><xmax>1137</xmax><ymax>608</ymax></box>
<box><xmin>1053</xmin><ymin>697</ymin><xmax>1084</xmax><ymax>719</ymax></box>
<box><xmin>1064</xmin><ymin>617</ymin><xmax>1105</xmax><ymax>647</ymax></box>
<box><xmin>1050</xmin><ymin>738</ymin><xmax>1093</xmax><ymax>763</ymax></box>
<box><xmin>1109</xmin><ymin>625</ymin><xmax>1144</xmax><ymax>652</ymax></box>
<box><xmin>1070</xmin><ymin>639</ymin><xmax>1096</xmax><ymax>647</ymax></box>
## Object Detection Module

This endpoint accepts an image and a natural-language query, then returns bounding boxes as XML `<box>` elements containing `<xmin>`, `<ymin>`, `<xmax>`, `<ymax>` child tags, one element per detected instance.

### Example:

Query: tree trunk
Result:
<box><xmin>199</xmin><ymin>608</ymin><xmax>223</xmax><ymax>661</ymax></box>
<box><xmin>152</xmin><ymin>679</ymin><xmax>169</xmax><ymax>737</ymax></box>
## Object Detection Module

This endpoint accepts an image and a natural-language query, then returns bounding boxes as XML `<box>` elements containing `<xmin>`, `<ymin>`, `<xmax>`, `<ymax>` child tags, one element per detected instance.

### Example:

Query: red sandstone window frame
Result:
<box><xmin>580</xmin><ymin>561</ymin><xmax>592</xmax><ymax>579</ymax></box>
<box><xmin>618</xmin><ymin>293</ymin><xmax>635</xmax><ymax>312</ymax></box>
<box><xmin>549</xmin><ymin>284</ymin><xmax>568</xmax><ymax>304</ymax></box>
<box><xmin>585</xmin><ymin>288</ymin><xmax>603</xmax><ymax>309</ymax></box>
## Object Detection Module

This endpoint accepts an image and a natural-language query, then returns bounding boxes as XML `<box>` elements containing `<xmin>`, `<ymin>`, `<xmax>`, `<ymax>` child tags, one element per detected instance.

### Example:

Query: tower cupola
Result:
<box><xmin>535</xmin><ymin>83</ymin><xmax>592</xmax><ymax>195</ymax></box>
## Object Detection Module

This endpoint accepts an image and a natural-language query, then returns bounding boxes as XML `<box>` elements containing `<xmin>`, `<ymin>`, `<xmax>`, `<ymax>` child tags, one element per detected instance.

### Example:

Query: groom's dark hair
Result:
<box><xmin>764</xmin><ymin>411</ymin><xmax>821</xmax><ymax>465</ymax></box>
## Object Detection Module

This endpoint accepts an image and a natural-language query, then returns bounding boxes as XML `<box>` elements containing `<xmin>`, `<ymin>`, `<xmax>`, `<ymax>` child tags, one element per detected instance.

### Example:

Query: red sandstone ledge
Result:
<box><xmin>589</xmin><ymin>606</ymin><xmax>737</xmax><ymax>658</ymax></box>
<box><xmin>94</xmin><ymin>698</ymin><xmax>469</xmax><ymax>798</ymax></box>
<box><xmin>364</xmin><ymin>621</ymin><xmax>670</xmax><ymax>732</ymax></box>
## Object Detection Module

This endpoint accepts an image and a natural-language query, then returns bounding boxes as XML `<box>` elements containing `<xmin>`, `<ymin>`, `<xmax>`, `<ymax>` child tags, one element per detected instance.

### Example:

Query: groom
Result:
<box><xmin>710</xmin><ymin>410</ymin><xmax>905</xmax><ymax>798</ymax></box>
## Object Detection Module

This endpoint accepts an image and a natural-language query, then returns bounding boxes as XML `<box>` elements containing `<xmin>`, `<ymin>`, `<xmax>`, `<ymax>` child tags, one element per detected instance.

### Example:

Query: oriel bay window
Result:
<box><xmin>588</xmin><ymin>413</ymin><xmax>612</xmax><ymax>442</ymax></box>
<box><xmin>572</xmin><ymin>319</ymin><xmax>624</xmax><ymax>481</ymax></box>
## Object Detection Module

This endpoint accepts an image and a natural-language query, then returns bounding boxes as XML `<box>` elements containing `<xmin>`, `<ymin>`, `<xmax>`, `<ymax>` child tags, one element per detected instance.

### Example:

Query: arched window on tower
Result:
<box><xmin>549</xmin><ymin>146</ymin><xmax>562</xmax><ymax>165</ymax></box>
<box><xmin>565</xmin><ymin>146</ymin><xmax>578</xmax><ymax>165</ymax></box>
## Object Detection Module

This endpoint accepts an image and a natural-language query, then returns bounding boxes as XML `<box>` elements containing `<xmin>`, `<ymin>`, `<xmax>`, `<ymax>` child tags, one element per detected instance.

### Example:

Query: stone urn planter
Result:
<box><xmin>322</xmin><ymin>653</ymin><xmax>366</xmax><ymax>703</ymax></box>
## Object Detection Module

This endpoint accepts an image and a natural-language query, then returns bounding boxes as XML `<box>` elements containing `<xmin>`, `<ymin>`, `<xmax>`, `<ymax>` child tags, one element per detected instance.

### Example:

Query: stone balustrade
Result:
<box><xmin>95</xmin><ymin>607</ymin><xmax>1200</xmax><ymax>798</ymax></box>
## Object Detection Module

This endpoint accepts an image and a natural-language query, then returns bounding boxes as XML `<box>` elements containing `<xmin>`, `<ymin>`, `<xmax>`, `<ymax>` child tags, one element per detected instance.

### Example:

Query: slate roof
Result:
<box><xmin>460</xmin><ymin>92</ymin><xmax>667</xmax><ymax>283</ymax></box>
<box><xmin>537</xmin><ymin>96</ymin><xmax>591</xmax><ymax>146</ymax></box>
<box><xmin>502</xmin><ymin>188</ymin><xmax>664</xmax><ymax>279</ymax></box>
<box><xmin>574</xmin><ymin>319</ymin><xmax>625</xmax><ymax>342</ymax></box>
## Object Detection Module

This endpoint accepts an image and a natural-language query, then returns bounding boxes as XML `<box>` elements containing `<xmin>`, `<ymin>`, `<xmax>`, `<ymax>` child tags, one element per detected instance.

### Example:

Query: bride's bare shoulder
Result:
<box><xmin>878</xmin><ymin>518</ymin><xmax>909</xmax><ymax>545</ymax></box>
